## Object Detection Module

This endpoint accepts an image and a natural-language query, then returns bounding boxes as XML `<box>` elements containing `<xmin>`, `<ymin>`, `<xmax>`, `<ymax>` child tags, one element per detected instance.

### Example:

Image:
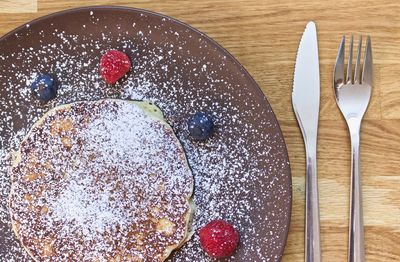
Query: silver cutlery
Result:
<box><xmin>292</xmin><ymin>21</ymin><xmax>321</xmax><ymax>262</ymax></box>
<box><xmin>333</xmin><ymin>35</ymin><xmax>373</xmax><ymax>262</ymax></box>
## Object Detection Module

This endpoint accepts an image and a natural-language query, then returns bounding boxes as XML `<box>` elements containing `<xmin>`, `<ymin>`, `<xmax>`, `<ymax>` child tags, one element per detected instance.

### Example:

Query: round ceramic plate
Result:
<box><xmin>0</xmin><ymin>6</ymin><xmax>291</xmax><ymax>261</ymax></box>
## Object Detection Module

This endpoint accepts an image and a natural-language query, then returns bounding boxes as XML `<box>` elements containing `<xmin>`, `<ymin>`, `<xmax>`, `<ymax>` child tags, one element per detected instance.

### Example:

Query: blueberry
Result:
<box><xmin>30</xmin><ymin>74</ymin><xmax>58</xmax><ymax>102</ymax></box>
<box><xmin>187</xmin><ymin>112</ymin><xmax>214</xmax><ymax>140</ymax></box>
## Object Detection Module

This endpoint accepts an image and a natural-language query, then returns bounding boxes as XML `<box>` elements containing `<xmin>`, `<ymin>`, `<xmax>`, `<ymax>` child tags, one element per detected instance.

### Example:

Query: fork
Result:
<box><xmin>333</xmin><ymin>35</ymin><xmax>372</xmax><ymax>262</ymax></box>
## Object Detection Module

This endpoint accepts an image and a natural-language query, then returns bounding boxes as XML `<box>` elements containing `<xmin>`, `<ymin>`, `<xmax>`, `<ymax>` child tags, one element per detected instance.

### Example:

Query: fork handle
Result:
<box><xmin>349</xmin><ymin>128</ymin><xmax>365</xmax><ymax>262</ymax></box>
<box><xmin>305</xmin><ymin>144</ymin><xmax>321</xmax><ymax>262</ymax></box>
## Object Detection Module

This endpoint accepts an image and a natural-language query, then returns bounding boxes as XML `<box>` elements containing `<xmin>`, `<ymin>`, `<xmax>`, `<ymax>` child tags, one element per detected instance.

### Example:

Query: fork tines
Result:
<box><xmin>334</xmin><ymin>35</ymin><xmax>372</xmax><ymax>87</ymax></box>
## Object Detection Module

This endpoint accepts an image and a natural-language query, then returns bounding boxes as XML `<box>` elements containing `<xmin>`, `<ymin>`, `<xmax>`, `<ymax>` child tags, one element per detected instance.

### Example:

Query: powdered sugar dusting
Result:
<box><xmin>9</xmin><ymin>100</ymin><xmax>193</xmax><ymax>261</ymax></box>
<box><xmin>52</xmin><ymin>177</ymin><xmax>122</xmax><ymax>238</ymax></box>
<box><xmin>0</xmin><ymin>8</ymin><xmax>291</xmax><ymax>262</ymax></box>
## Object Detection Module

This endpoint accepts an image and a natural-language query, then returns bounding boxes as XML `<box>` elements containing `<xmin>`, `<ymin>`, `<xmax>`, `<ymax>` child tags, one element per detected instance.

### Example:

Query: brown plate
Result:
<box><xmin>0</xmin><ymin>6</ymin><xmax>291</xmax><ymax>262</ymax></box>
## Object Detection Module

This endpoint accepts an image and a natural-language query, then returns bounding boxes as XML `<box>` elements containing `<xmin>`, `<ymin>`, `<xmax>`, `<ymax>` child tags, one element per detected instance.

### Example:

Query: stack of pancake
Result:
<box><xmin>8</xmin><ymin>99</ymin><xmax>194</xmax><ymax>261</ymax></box>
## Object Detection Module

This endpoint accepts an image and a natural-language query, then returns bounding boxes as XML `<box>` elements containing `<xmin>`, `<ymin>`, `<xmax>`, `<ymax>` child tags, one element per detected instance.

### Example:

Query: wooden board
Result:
<box><xmin>0</xmin><ymin>0</ymin><xmax>399</xmax><ymax>261</ymax></box>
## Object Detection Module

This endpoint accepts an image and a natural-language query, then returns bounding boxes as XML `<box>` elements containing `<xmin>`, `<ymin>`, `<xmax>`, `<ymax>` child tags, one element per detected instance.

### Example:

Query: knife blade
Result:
<box><xmin>292</xmin><ymin>21</ymin><xmax>321</xmax><ymax>262</ymax></box>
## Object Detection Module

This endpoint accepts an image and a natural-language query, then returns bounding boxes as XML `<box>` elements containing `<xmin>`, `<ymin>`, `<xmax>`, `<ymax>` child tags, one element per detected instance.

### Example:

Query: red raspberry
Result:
<box><xmin>100</xmin><ymin>50</ymin><xmax>131</xmax><ymax>84</ymax></box>
<box><xmin>199</xmin><ymin>220</ymin><xmax>240</xmax><ymax>258</ymax></box>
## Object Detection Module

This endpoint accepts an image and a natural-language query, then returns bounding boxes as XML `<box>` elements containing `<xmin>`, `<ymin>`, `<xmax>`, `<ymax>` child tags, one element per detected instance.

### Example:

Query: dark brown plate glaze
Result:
<box><xmin>0</xmin><ymin>6</ymin><xmax>291</xmax><ymax>262</ymax></box>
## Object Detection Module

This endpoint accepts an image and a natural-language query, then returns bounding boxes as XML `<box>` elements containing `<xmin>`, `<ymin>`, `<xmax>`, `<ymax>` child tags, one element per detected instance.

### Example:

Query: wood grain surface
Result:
<box><xmin>0</xmin><ymin>0</ymin><xmax>37</xmax><ymax>13</ymax></box>
<box><xmin>1</xmin><ymin>0</ymin><xmax>399</xmax><ymax>261</ymax></box>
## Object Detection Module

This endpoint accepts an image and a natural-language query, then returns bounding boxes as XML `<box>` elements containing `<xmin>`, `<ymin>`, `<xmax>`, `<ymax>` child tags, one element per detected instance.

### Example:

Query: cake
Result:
<box><xmin>8</xmin><ymin>99</ymin><xmax>194</xmax><ymax>261</ymax></box>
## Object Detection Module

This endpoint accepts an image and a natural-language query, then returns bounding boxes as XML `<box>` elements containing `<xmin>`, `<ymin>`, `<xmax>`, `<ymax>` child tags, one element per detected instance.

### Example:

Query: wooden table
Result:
<box><xmin>1</xmin><ymin>1</ymin><xmax>399</xmax><ymax>261</ymax></box>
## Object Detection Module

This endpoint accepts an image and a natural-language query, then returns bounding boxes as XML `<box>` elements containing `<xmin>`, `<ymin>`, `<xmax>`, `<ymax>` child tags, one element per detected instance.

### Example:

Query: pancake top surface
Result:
<box><xmin>8</xmin><ymin>99</ymin><xmax>194</xmax><ymax>262</ymax></box>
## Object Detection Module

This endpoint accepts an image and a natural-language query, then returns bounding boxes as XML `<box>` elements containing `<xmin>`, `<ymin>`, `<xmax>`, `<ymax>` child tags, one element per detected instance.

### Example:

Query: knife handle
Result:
<box><xmin>305</xmin><ymin>144</ymin><xmax>321</xmax><ymax>262</ymax></box>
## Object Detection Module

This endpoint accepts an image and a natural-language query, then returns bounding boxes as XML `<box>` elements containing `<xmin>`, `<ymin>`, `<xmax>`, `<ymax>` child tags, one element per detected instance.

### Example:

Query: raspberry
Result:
<box><xmin>100</xmin><ymin>50</ymin><xmax>131</xmax><ymax>84</ymax></box>
<box><xmin>199</xmin><ymin>220</ymin><xmax>240</xmax><ymax>258</ymax></box>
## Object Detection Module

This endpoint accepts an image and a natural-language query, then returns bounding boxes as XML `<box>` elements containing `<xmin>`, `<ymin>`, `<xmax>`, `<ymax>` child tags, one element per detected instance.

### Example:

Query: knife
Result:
<box><xmin>292</xmin><ymin>21</ymin><xmax>321</xmax><ymax>262</ymax></box>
